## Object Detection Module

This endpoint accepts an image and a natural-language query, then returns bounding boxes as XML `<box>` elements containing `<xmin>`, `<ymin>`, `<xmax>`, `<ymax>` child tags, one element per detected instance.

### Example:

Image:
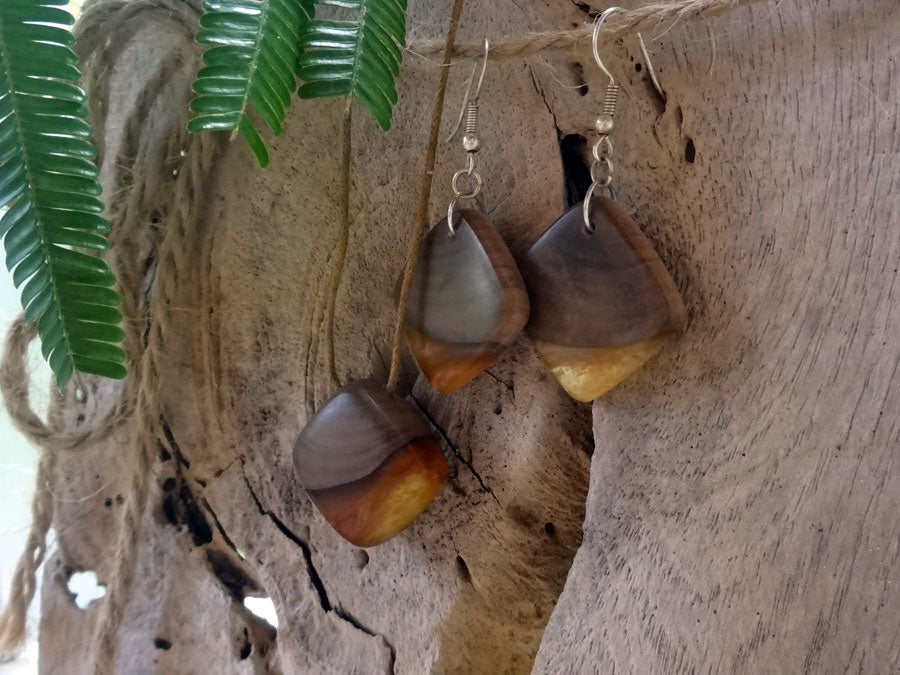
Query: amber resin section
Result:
<box><xmin>520</xmin><ymin>196</ymin><xmax>686</xmax><ymax>402</ymax></box>
<box><xmin>404</xmin><ymin>209</ymin><xmax>529</xmax><ymax>393</ymax></box>
<box><xmin>308</xmin><ymin>438</ymin><xmax>446</xmax><ymax>548</ymax></box>
<box><xmin>404</xmin><ymin>327</ymin><xmax>507</xmax><ymax>394</ymax></box>
<box><xmin>292</xmin><ymin>380</ymin><xmax>447</xmax><ymax>547</ymax></box>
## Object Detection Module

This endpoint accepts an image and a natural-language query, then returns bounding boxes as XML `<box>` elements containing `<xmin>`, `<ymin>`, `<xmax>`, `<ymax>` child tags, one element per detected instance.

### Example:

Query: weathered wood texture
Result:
<box><xmin>536</xmin><ymin>0</ymin><xmax>900</xmax><ymax>672</ymax></box>
<box><xmin>33</xmin><ymin>0</ymin><xmax>900</xmax><ymax>673</ymax></box>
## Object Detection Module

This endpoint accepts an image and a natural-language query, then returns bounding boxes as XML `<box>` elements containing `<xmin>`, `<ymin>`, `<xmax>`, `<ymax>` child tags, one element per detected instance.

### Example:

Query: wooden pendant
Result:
<box><xmin>292</xmin><ymin>379</ymin><xmax>447</xmax><ymax>547</ymax></box>
<box><xmin>520</xmin><ymin>196</ymin><xmax>686</xmax><ymax>402</ymax></box>
<box><xmin>404</xmin><ymin>209</ymin><xmax>529</xmax><ymax>393</ymax></box>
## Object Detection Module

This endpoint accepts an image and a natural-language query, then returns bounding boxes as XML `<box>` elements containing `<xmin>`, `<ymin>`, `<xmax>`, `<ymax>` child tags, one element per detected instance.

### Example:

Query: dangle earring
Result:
<box><xmin>293</xmin><ymin>379</ymin><xmax>447</xmax><ymax>547</ymax></box>
<box><xmin>520</xmin><ymin>8</ymin><xmax>687</xmax><ymax>403</ymax></box>
<box><xmin>402</xmin><ymin>41</ymin><xmax>530</xmax><ymax>394</ymax></box>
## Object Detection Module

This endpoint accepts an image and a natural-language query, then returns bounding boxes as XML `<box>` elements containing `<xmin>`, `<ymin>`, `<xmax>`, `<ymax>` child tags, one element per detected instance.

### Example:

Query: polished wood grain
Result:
<box><xmin>522</xmin><ymin>196</ymin><xmax>686</xmax><ymax>348</ymax></box>
<box><xmin>521</xmin><ymin>196</ymin><xmax>686</xmax><ymax>401</ymax></box>
<box><xmin>293</xmin><ymin>379</ymin><xmax>447</xmax><ymax>546</ymax></box>
<box><xmin>405</xmin><ymin>208</ymin><xmax>529</xmax><ymax>393</ymax></box>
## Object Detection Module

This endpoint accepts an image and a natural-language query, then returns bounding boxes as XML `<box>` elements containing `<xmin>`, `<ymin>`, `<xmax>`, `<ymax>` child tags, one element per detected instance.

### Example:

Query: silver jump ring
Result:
<box><xmin>590</xmin><ymin>157</ymin><xmax>613</xmax><ymax>186</ymax></box>
<box><xmin>451</xmin><ymin>168</ymin><xmax>483</xmax><ymax>200</ymax></box>
<box><xmin>447</xmin><ymin>197</ymin><xmax>461</xmax><ymax>235</ymax></box>
<box><xmin>583</xmin><ymin>183</ymin><xmax>597</xmax><ymax>234</ymax></box>
<box><xmin>592</xmin><ymin>136</ymin><xmax>613</xmax><ymax>162</ymax></box>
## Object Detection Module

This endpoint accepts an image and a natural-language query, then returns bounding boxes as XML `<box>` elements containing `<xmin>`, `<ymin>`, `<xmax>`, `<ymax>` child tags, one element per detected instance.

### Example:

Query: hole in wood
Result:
<box><xmin>568</xmin><ymin>61</ymin><xmax>588</xmax><ymax>96</ymax></box>
<box><xmin>685</xmin><ymin>138</ymin><xmax>696</xmax><ymax>163</ymax></box>
<box><xmin>354</xmin><ymin>549</ymin><xmax>370</xmax><ymax>570</ymax></box>
<box><xmin>239</xmin><ymin>629</ymin><xmax>252</xmax><ymax>660</ymax></box>
<box><xmin>455</xmin><ymin>555</ymin><xmax>472</xmax><ymax>584</ymax></box>
<box><xmin>244</xmin><ymin>597</ymin><xmax>279</xmax><ymax>629</ymax></box>
<box><xmin>67</xmin><ymin>570</ymin><xmax>106</xmax><ymax>610</ymax></box>
<box><xmin>558</xmin><ymin>134</ymin><xmax>592</xmax><ymax>208</ymax></box>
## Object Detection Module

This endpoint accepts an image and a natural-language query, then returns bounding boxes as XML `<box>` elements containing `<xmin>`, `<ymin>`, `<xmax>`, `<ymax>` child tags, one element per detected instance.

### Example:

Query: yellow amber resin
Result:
<box><xmin>309</xmin><ymin>438</ymin><xmax>447</xmax><ymax>548</ymax></box>
<box><xmin>533</xmin><ymin>336</ymin><xmax>669</xmax><ymax>402</ymax></box>
<box><xmin>405</xmin><ymin>327</ymin><xmax>505</xmax><ymax>394</ymax></box>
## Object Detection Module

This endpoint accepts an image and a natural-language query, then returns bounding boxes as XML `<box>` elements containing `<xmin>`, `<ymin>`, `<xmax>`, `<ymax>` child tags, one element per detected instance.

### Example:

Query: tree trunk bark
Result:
<box><xmin>35</xmin><ymin>0</ymin><xmax>900</xmax><ymax>673</ymax></box>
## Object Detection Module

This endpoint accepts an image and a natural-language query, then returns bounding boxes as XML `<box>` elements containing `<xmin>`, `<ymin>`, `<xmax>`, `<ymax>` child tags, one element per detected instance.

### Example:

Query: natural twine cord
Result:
<box><xmin>325</xmin><ymin>100</ymin><xmax>354</xmax><ymax>392</ymax></box>
<box><xmin>82</xmin><ymin>1</ymin><xmax>223</xmax><ymax>670</ymax></box>
<box><xmin>0</xmin><ymin>0</ymin><xmax>770</xmax><ymax>666</ymax></box>
<box><xmin>0</xmin><ymin>0</ymin><xmax>219</xmax><ymax>667</ymax></box>
<box><xmin>0</xmin><ymin>450</ymin><xmax>55</xmax><ymax>662</ymax></box>
<box><xmin>406</xmin><ymin>0</ymin><xmax>771</xmax><ymax>60</ymax></box>
<box><xmin>0</xmin><ymin>320</ymin><xmax>56</xmax><ymax>658</ymax></box>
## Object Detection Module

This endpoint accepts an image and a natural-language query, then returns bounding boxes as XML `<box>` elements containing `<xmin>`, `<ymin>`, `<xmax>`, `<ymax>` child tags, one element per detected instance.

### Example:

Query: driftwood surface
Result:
<box><xmin>33</xmin><ymin>0</ymin><xmax>900</xmax><ymax>673</ymax></box>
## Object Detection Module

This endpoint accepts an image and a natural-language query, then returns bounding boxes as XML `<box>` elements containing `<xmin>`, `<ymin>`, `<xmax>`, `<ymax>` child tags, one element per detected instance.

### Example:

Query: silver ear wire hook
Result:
<box><xmin>446</xmin><ymin>38</ymin><xmax>490</xmax><ymax>235</ymax></box>
<box><xmin>591</xmin><ymin>7</ymin><xmax>664</xmax><ymax>96</ymax></box>
<box><xmin>446</xmin><ymin>38</ymin><xmax>490</xmax><ymax>143</ymax></box>
<box><xmin>592</xmin><ymin>6</ymin><xmax>621</xmax><ymax>86</ymax></box>
<box><xmin>637</xmin><ymin>32</ymin><xmax>666</xmax><ymax>102</ymax></box>
<box><xmin>583</xmin><ymin>8</ymin><xmax>664</xmax><ymax>232</ymax></box>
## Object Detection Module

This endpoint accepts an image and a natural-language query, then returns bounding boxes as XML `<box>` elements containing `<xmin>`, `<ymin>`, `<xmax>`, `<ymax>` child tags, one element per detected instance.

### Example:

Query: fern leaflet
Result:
<box><xmin>298</xmin><ymin>0</ymin><xmax>408</xmax><ymax>130</ymax></box>
<box><xmin>188</xmin><ymin>0</ymin><xmax>315</xmax><ymax>166</ymax></box>
<box><xmin>0</xmin><ymin>0</ymin><xmax>126</xmax><ymax>389</ymax></box>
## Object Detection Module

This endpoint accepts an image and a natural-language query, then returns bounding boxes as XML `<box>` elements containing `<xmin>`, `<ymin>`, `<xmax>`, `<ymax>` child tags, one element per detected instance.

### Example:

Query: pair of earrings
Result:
<box><xmin>406</xmin><ymin>10</ymin><xmax>686</xmax><ymax>403</ymax></box>
<box><xmin>293</xmin><ymin>9</ymin><xmax>686</xmax><ymax>549</ymax></box>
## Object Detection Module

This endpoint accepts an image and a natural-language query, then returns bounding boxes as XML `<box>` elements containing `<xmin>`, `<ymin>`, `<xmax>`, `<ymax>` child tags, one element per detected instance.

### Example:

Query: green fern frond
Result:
<box><xmin>0</xmin><ymin>0</ymin><xmax>126</xmax><ymax>389</ymax></box>
<box><xmin>298</xmin><ymin>0</ymin><xmax>408</xmax><ymax>130</ymax></box>
<box><xmin>188</xmin><ymin>0</ymin><xmax>315</xmax><ymax>167</ymax></box>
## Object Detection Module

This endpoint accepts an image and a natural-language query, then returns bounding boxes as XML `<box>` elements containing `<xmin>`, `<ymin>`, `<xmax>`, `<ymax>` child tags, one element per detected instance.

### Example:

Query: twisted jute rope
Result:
<box><xmin>77</xmin><ymin>2</ymin><xmax>225</xmax><ymax>672</ymax></box>
<box><xmin>0</xmin><ymin>0</ymin><xmax>771</xmax><ymax>666</ymax></box>
<box><xmin>0</xmin><ymin>0</ymin><xmax>224</xmax><ymax>667</ymax></box>
<box><xmin>407</xmin><ymin>0</ymin><xmax>772</xmax><ymax>60</ymax></box>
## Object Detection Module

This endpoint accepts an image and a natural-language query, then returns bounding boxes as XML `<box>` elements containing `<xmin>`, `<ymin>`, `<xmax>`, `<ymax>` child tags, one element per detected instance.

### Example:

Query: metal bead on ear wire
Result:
<box><xmin>402</xmin><ymin>40</ymin><xmax>529</xmax><ymax>394</ymax></box>
<box><xmin>519</xmin><ymin>8</ymin><xmax>687</xmax><ymax>403</ymax></box>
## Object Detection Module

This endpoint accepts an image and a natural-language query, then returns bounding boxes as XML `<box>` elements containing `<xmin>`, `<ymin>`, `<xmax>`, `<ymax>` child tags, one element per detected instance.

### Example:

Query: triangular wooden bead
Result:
<box><xmin>404</xmin><ymin>209</ymin><xmax>529</xmax><ymax>393</ymax></box>
<box><xmin>520</xmin><ymin>196</ymin><xmax>686</xmax><ymax>402</ymax></box>
<box><xmin>293</xmin><ymin>380</ymin><xmax>447</xmax><ymax>547</ymax></box>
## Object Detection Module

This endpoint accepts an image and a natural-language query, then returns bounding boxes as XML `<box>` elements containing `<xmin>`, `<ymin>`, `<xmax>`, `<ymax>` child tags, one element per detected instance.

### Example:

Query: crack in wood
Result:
<box><xmin>159</xmin><ymin>422</ymin><xmax>264</xmax><ymax>599</ymax></box>
<box><xmin>483</xmin><ymin>368</ymin><xmax>514</xmax><ymax>392</ymax></box>
<box><xmin>160</xmin><ymin>417</ymin><xmax>191</xmax><ymax>469</ymax></box>
<box><xmin>527</xmin><ymin>64</ymin><xmax>593</xmax><ymax>207</ymax></box>
<box><xmin>410</xmin><ymin>395</ymin><xmax>501</xmax><ymax>507</ymax></box>
<box><xmin>201</xmin><ymin>495</ymin><xmax>240</xmax><ymax>554</ymax></box>
<box><xmin>239</xmin><ymin>465</ymin><xmax>397</xmax><ymax>671</ymax></box>
<box><xmin>528</xmin><ymin>64</ymin><xmax>563</xmax><ymax>135</ymax></box>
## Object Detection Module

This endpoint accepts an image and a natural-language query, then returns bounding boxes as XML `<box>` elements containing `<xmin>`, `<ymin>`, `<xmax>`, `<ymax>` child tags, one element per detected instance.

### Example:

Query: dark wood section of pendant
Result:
<box><xmin>520</xmin><ymin>196</ymin><xmax>686</xmax><ymax>349</ymax></box>
<box><xmin>404</xmin><ymin>209</ymin><xmax>529</xmax><ymax>392</ymax></box>
<box><xmin>293</xmin><ymin>379</ymin><xmax>436</xmax><ymax>491</ymax></box>
<box><xmin>406</xmin><ymin>209</ymin><xmax>529</xmax><ymax>346</ymax></box>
